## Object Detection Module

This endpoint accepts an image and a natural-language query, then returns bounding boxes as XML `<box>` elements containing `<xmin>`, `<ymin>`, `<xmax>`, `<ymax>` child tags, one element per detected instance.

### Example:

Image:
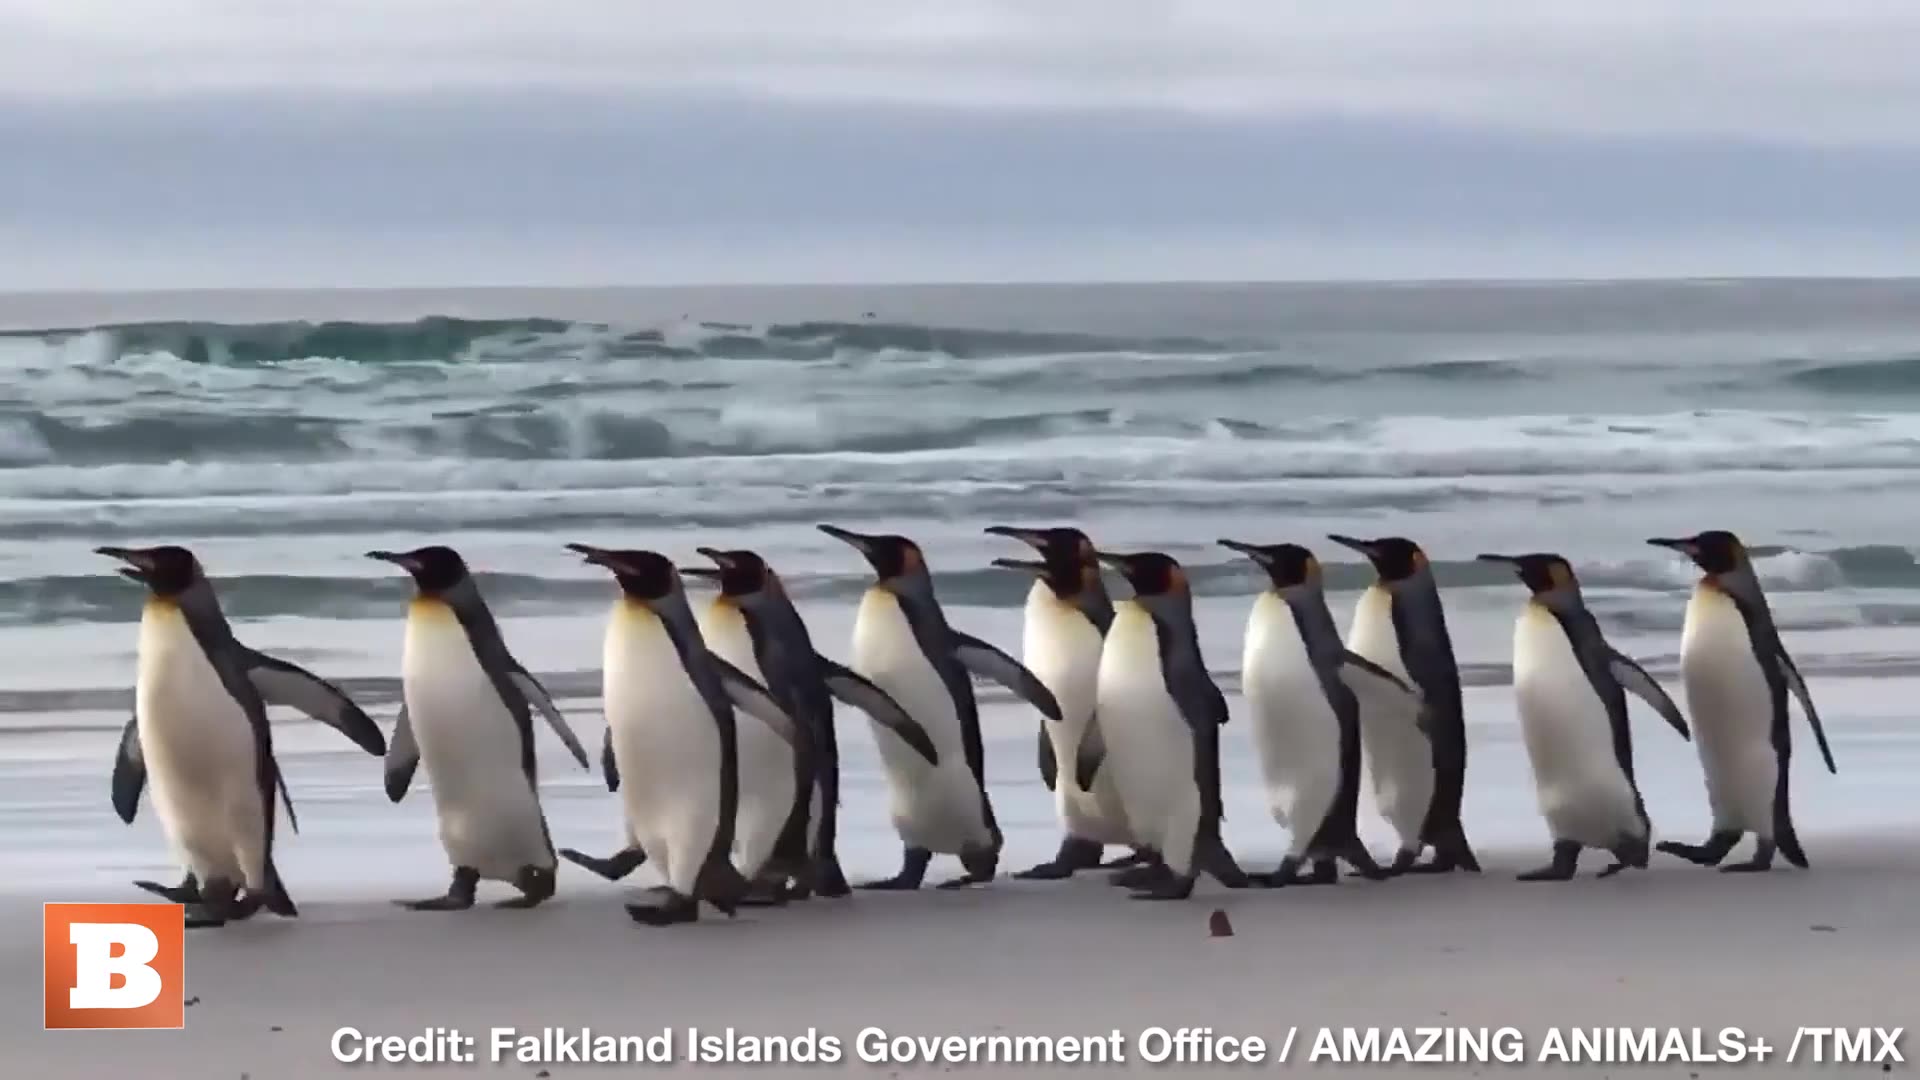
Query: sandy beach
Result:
<box><xmin>14</xmin><ymin>829</ymin><xmax>1916</xmax><ymax>1078</ymax></box>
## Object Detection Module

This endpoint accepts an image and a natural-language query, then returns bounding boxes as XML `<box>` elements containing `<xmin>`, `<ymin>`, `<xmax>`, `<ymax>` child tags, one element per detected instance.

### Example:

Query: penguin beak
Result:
<box><xmin>679</xmin><ymin>567</ymin><xmax>721</xmax><ymax>581</ymax></box>
<box><xmin>817</xmin><ymin>524</ymin><xmax>872</xmax><ymax>555</ymax></box>
<box><xmin>1217</xmin><ymin>539</ymin><xmax>1271</xmax><ymax>565</ymax></box>
<box><xmin>565</xmin><ymin>543</ymin><xmax>623</xmax><ymax>573</ymax></box>
<box><xmin>365</xmin><ymin>550</ymin><xmax>420</xmax><ymax>573</ymax></box>
<box><xmin>1327</xmin><ymin>534</ymin><xmax>1376</xmax><ymax>558</ymax></box>
<box><xmin>1475</xmin><ymin>553</ymin><xmax>1520</xmax><ymax>565</ymax></box>
<box><xmin>696</xmin><ymin>546</ymin><xmax>734</xmax><ymax>569</ymax></box>
<box><xmin>984</xmin><ymin>525</ymin><xmax>1047</xmax><ymax>551</ymax></box>
<box><xmin>990</xmin><ymin>557</ymin><xmax>1046</xmax><ymax>575</ymax></box>
<box><xmin>1647</xmin><ymin>537</ymin><xmax>1698</xmax><ymax>558</ymax></box>
<box><xmin>1093</xmin><ymin>551</ymin><xmax>1129</xmax><ymax>571</ymax></box>
<box><xmin>95</xmin><ymin>545</ymin><xmax>152</xmax><ymax>584</ymax></box>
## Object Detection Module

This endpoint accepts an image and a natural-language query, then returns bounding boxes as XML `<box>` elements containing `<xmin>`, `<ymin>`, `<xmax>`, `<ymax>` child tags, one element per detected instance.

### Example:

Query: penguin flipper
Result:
<box><xmin>242</xmin><ymin>648</ymin><xmax>386</xmax><ymax>756</ymax></box>
<box><xmin>111</xmin><ymin>716</ymin><xmax>145</xmax><ymax>824</ymax></box>
<box><xmin>710</xmin><ymin>655</ymin><xmax>799</xmax><ymax>746</ymax></box>
<box><xmin>1774</xmin><ymin>647</ymin><xmax>1836</xmax><ymax>773</ymax></box>
<box><xmin>505</xmin><ymin>668</ymin><xmax>589</xmax><ymax>770</ymax></box>
<box><xmin>600</xmin><ymin>726</ymin><xmax>620</xmax><ymax>792</ymax></box>
<box><xmin>950</xmin><ymin>631</ymin><xmax>1063</xmax><ymax>722</ymax></box>
<box><xmin>819</xmin><ymin>656</ymin><xmax>939</xmax><ymax>766</ymax></box>
<box><xmin>1337</xmin><ymin>651</ymin><xmax>1429</xmax><ymax>736</ymax></box>
<box><xmin>274</xmin><ymin>762</ymin><xmax>299</xmax><ymax>834</ymax></box>
<box><xmin>1037</xmin><ymin>725</ymin><xmax>1057</xmax><ymax>791</ymax></box>
<box><xmin>1606</xmin><ymin>650</ymin><xmax>1690</xmax><ymax>741</ymax></box>
<box><xmin>1073</xmin><ymin>711</ymin><xmax>1106</xmax><ymax>789</ymax></box>
<box><xmin>383</xmin><ymin>705</ymin><xmax>420</xmax><ymax>803</ymax></box>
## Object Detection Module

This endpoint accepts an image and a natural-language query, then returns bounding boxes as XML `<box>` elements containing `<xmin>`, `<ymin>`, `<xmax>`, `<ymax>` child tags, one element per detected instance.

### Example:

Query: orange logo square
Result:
<box><xmin>44</xmin><ymin>903</ymin><xmax>185</xmax><ymax>1030</ymax></box>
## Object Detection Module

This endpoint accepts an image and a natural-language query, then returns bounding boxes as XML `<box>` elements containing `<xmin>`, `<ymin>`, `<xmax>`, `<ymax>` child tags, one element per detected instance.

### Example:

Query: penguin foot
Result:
<box><xmin>495</xmin><ymin>866</ymin><xmax>555</xmax><ymax>909</ymax></box>
<box><xmin>1015</xmin><ymin>836</ymin><xmax>1103</xmax><ymax>879</ymax></box>
<box><xmin>1296</xmin><ymin>859</ymin><xmax>1340</xmax><ymax>886</ymax></box>
<box><xmin>1517</xmin><ymin>841</ymin><xmax>1581</xmax><ymax>882</ymax></box>
<box><xmin>1255</xmin><ymin>857</ymin><xmax>1306</xmax><ymax>888</ymax></box>
<box><xmin>185</xmin><ymin>877</ymin><xmax>239</xmax><ymax>929</ymax></box>
<box><xmin>1720</xmin><ymin>841</ymin><xmax>1776</xmax><ymax>874</ymax></box>
<box><xmin>858</xmin><ymin>847</ymin><xmax>930</xmax><ymax>891</ymax></box>
<box><xmin>1098</xmin><ymin>847</ymin><xmax>1153</xmax><ymax>870</ymax></box>
<box><xmin>1109</xmin><ymin>863</ymin><xmax>1174</xmax><ymax>888</ymax></box>
<box><xmin>557</xmin><ymin>846</ymin><xmax>647</xmax><ymax>882</ymax></box>
<box><xmin>133</xmin><ymin>875</ymin><xmax>200</xmax><ymax>904</ymax></box>
<box><xmin>1595</xmin><ymin>862</ymin><xmax>1630</xmax><ymax>879</ymax></box>
<box><xmin>1012</xmin><ymin>861</ymin><xmax>1077</xmax><ymax>880</ymax></box>
<box><xmin>935</xmin><ymin>871</ymin><xmax>992</xmax><ymax>890</ymax></box>
<box><xmin>811</xmin><ymin>856</ymin><xmax>851</xmax><ymax>898</ymax></box>
<box><xmin>1127</xmin><ymin>875</ymin><xmax>1196</xmax><ymax>902</ymax></box>
<box><xmin>625</xmin><ymin>893</ymin><xmax>699</xmax><ymax>927</ymax></box>
<box><xmin>1341</xmin><ymin>845</ymin><xmax>1389</xmax><ymax>881</ymax></box>
<box><xmin>1656</xmin><ymin>831</ymin><xmax>1740</xmax><ymax>867</ymax></box>
<box><xmin>735</xmin><ymin>882</ymin><xmax>793</xmax><ymax>907</ymax></box>
<box><xmin>398</xmin><ymin>868</ymin><xmax>478</xmax><ymax>911</ymax></box>
<box><xmin>183</xmin><ymin>907</ymin><xmax>229</xmax><ymax>930</ymax></box>
<box><xmin>1380</xmin><ymin>849</ymin><xmax>1421</xmax><ymax>876</ymax></box>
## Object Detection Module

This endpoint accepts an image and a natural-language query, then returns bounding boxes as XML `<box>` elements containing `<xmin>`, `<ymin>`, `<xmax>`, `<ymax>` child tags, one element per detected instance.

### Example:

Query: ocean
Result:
<box><xmin>4</xmin><ymin>278</ymin><xmax>1919</xmax><ymax>896</ymax></box>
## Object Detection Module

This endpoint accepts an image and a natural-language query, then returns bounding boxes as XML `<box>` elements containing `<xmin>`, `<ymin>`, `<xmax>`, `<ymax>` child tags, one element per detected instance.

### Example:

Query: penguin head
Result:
<box><xmin>366</xmin><ymin>546</ymin><xmax>471</xmax><ymax>596</ymax></box>
<box><xmin>985</xmin><ymin>525</ymin><xmax>1101</xmax><ymax>600</ymax></box>
<box><xmin>96</xmin><ymin>544</ymin><xmax>204</xmax><ymax>598</ymax></box>
<box><xmin>1477</xmin><ymin>552</ymin><xmax>1582</xmax><ymax>605</ymax></box>
<box><xmin>567</xmin><ymin>544</ymin><xmax>681</xmax><ymax>602</ymax></box>
<box><xmin>686</xmin><ymin>547</ymin><xmax>779</xmax><ymax>603</ymax></box>
<box><xmin>1219</xmin><ymin>539</ymin><xmax>1320</xmax><ymax>591</ymax></box>
<box><xmin>1648</xmin><ymin>530</ymin><xmax>1746</xmax><ymax>575</ymax></box>
<box><xmin>1095</xmin><ymin>550</ymin><xmax>1190</xmax><ymax>612</ymax></box>
<box><xmin>1329</xmin><ymin>534</ymin><xmax>1428</xmax><ymax>584</ymax></box>
<box><xmin>819</xmin><ymin>524</ymin><xmax>931</xmax><ymax>591</ymax></box>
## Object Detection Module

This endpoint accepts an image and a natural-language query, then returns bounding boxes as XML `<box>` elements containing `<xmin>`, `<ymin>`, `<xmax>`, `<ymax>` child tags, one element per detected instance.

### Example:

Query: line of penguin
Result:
<box><xmin>98</xmin><ymin>525</ymin><xmax>1836</xmax><ymax>930</ymax></box>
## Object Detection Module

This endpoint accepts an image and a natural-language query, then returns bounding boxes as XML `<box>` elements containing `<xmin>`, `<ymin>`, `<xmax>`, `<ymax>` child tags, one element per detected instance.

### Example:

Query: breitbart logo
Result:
<box><xmin>44</xmin><ymin>903</ymin><xmax>185</xmax><ymax>1030</ymax></box>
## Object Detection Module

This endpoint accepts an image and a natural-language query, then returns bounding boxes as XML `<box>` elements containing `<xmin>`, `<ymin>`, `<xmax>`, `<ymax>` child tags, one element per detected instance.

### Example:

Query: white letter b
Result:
<box><xmin>69</xmin><ymin>923</ymin><xmax>162</xmax><ymax>1010</ymax></box>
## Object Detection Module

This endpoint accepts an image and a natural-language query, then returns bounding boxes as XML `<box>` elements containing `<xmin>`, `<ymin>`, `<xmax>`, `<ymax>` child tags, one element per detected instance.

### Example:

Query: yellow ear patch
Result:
<box><xmin>1167</xmin><ymin>564</ymin><xmax>1189</xmax><ymax>593</ymax></box>
<box><xmin>1411</xmin><ymin>548</ymin><xmax>1428</xmax><ymax>570</ymax></box>
<box><xmin>1548</xmin><ymin>561</ymin><xmax>1573</xmax><ymax>589</ymax></box>
<box><xmin>1304</xmin><ymin>555</ymin><xmax>1322</xmax><ymax>582</ymax></box>
<box><xmin>901</xmin><ymin>545</ymin><xmax>924</xmax><ymax>575</ymax></box>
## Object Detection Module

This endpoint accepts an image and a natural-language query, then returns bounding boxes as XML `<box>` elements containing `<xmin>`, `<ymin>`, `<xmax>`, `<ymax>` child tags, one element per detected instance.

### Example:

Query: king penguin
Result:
<box><xmin>556</xmin><ymin>545</ymin><xmax>801</xmax><ymax>925</ymax></box>
<box><xmin>819</xmin><ymin>524</ymin><xmax>1062</xmax><ymax>890</ymax></box>
<box><xmin>1219</xmin><ymin>540</ymin><xmax>1424</xmax><ymax>886</ymax></box>
<box><xmin>369</xmin><ymin>545</ymin><xmax>590</xmax><ymax>911</ymax></box>
<box><xmin>1087</xmin><ymin>550</ymin><xmax>1248</xmax><ymax>900</ymax></box>
<box><xmin>1647</xmin><ymin>531</ymin><xmax>1837</xmax><ymax>872</ymax></box>
<box><xmin>99</xmin><ymin>544</ymin><xmax>387</xmax><ymax>927</ymax></box>
<box><xmin>1479</xmin><ymin>552</ymin><xmax>1693</xmax><ymax>880</ymax></box>
<box><xmin>680</xmin><ymin>546</ymin><xmax>936</xmax><ymax>902</ymax></box>
<box><xmin>1329</xmin><ymin>534</ymin><xmax>1480</xmax><ymax>875</ymax></box>
<box><xmin>985</xmin><ymin>524</ymin><xmax>1145</xmax><ymax>879</ymax></box>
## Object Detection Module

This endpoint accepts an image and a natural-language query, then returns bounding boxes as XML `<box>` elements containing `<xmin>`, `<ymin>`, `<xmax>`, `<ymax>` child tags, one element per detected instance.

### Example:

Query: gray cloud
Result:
<box><xmin>6</xmin><ymin>1</ymin><xmax>1920</xmax><ymax>143</ymax></box>
<box><xmin>4</xmin><ymin>2</ymin><xmax>1919</xmax><ymax>287</ymax></box>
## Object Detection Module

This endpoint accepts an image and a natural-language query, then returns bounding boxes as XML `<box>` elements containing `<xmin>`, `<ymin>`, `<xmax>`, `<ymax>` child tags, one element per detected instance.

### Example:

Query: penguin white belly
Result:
<box><xmin>402</xmin><ymin>603</ymin><xmax>552</xmax><ymax>881</ymax></box>
<box><xmin>849</xmin><ymin>589</ymin><xmax>990</xmax><ymax>855</ymax></box>
<box><xmin>1095</xmin><ymin>603</ymin><xmax>1200</xmax><ymax>873</ymax></box>
<box><xmin>136</xmin><ymin>604</ymin><xmax>267</xmax><ymax>889</ymax></box>
<box><xmin>699</xmin><ymin>603</ymin><xmax>797</xmax><ymax>878</ymax></box>
<box><xmin>1242</xmin><ymin>593</ymin><xmax>1341</xmax><ymax>857</ymax></box>
<box><xmin>1347</xmin><ymin>585</ymin><xmax>1435</xmax><ymax>850</ymax></box>
<box><xmin>1512</xmin><ymin>607</ymin><xmax>1643</xmax><ymax>847</ymax></box>
<box><xmin>604</xmin><ymin>602</ymin><xmax>725</xmax><ymax>895</ymax></box>
<box><xmin>1020</xmin><ymin>585</ymin><xmax>1132</xmax><ymax>845</ymax></box>
<box><xmin>1678</xmin><ymin>586</ymin><xmax>1778</xmax><ymax>835</ymax></box>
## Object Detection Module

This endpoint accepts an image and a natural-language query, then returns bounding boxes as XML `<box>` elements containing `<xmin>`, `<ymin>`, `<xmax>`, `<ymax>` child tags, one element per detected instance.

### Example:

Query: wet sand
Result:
<box><xmin>14</xmin><ymin>832</ymin><xmax>1917</xmax><ymax>1078</ymax></box>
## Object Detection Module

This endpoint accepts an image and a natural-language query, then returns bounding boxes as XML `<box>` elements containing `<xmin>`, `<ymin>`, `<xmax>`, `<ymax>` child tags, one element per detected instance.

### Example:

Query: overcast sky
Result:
<box><xmin>5</xmin><ymin>1</ymin><xmax>1920</xmax><ymax>288</ymax></box>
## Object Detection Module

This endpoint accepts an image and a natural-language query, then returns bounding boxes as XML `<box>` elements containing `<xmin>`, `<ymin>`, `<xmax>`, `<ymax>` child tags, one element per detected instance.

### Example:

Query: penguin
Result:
<box><xmin>1085</xmin><ymin>550</ymin><xmax>1248</xmax><ymax>900</ymax></box>
<box><xmin>819</xmin><ymin>524</ymin><xmax>1062</xmax><ymax>890</ymax></box>
<box><xmin>984</xmin><ymin>524</ymin><xmax>1147</xmax><ymax>879</ymax></box>
<box><xmin>1219</xmin><ymin>540</ymin><xmax>1425</xmax><ymax>886</ymax></box>
<box><xmin>99</xmin><ymin>545</ymin><xmax>386</xmax><ymax>928</ymax></box>
<box><xmin>555</xmin><ymin>545</ymin><xmax>801</xmax><ymax>925</ymax></box>
<box><xmin>1479</xmin><ymin>552</ymin><xmax>1694</xmax><ymax>880</ymax></box>
<box><xmin>1646</xmin><ymin>531</ymin><xmax>1837</xmax><ymax>872</ymax></box>
<box><xmin>1328</xmin><ymin>534</ymin><xmax>1480</xmax><ymax>874</ymax></box>
<box><xmin>679</xmin><ymin>546</ymin><xmax>937</xmax><ymax>901</ymax></box>
<box><xmin>368</xmin><ymin>546</ymin><xmax>590</xmax><ymax>911</ymax></box>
